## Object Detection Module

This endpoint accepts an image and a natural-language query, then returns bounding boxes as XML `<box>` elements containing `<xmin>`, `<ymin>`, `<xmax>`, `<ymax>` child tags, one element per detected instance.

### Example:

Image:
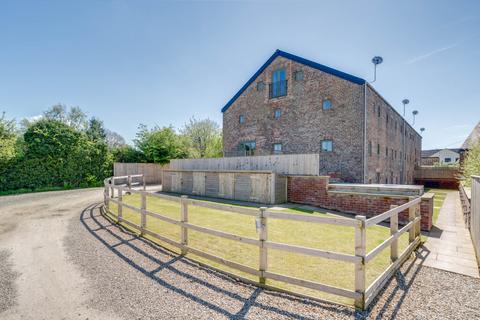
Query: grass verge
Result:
<box><xmin>425</xmin><ymin>188</ymin><xmax>451</xmax><ymax>224</ymax></box>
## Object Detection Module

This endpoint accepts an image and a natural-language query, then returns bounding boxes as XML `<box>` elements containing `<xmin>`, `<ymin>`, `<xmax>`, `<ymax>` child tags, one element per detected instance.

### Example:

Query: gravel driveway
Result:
<box><xmin>1</xmin><ymin>189</ymin><xmax>479</xmax><ymax>319</ymax></box>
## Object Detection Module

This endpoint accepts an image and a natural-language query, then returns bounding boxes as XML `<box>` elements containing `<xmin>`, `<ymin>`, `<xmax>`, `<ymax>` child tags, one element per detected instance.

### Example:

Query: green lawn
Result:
<box><xmin>107</xmin><ymin>194</ymin><xmax>410</xmax><ymax>306</ymax></box>
<box><xmin>425</xmin><ymin>188</ymin><xmax>451</xmax><ymax>224</ymax></box>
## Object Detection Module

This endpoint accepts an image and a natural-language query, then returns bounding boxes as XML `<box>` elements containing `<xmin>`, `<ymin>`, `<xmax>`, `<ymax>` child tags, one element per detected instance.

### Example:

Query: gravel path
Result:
<box><xmin>0</xmin><ymin>250</ymin><xmax>18</xmax><ymax>313</ymax></box>
<box><xmin>1</xmin><ymin>189</ymin><xmax>480</xmax><ymax>319</ymax></box>
<box><xmin>66</xmin><ymin>202</ymin><xmax>480</xmax><ymax>319</ymax></box>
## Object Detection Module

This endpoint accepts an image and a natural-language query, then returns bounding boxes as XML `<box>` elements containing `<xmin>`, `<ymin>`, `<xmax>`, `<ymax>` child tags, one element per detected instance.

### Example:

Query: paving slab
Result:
<box><xmin>420</xmin><ymin>191</ymin><xmax>480</xmax><ymax>278</ymax></box>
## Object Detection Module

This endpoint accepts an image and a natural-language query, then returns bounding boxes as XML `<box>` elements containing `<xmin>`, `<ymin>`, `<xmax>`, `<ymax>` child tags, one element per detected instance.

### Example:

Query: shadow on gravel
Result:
<box><xmin>80</xmin><ymin>203</ymin><xmax>355</xmax><ymax>319</ymax></box>
<box><xmin>360</xmin><ymin>244</ymin><xmax>431</xmax><ymax>319</ymax></box>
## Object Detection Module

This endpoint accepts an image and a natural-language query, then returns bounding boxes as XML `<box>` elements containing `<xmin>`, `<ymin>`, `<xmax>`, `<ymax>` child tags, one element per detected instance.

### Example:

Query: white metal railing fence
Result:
<box><xmin>102</xmin><ymin>177</ymin><xmax>421</xmax><ymax>310</ymax></box>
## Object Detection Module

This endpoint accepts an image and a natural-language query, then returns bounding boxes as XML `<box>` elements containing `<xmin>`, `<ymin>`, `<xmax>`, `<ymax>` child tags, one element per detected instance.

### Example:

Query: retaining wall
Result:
<box><xmin>287</xmin><ymin>176</ymin><xmax>433</xmax><ymax>231</ymax></box>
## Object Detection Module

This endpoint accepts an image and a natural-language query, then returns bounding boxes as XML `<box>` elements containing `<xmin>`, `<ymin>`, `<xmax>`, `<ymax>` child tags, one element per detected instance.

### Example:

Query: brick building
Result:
<box><xmin>222</xmin><ymin>50</ymin><xmax>421</xmax><ymax>183</ymax></box>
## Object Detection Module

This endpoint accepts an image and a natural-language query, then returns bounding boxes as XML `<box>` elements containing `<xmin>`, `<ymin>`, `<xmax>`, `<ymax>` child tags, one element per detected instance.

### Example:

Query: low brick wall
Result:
<box><xmin>287</xmin><ymin>176</ymin><xmax>433</xmax><ymax>231</ymax></box>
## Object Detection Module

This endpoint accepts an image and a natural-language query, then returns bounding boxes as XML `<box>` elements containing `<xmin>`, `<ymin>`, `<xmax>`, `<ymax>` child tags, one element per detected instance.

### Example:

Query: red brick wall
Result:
<box><xmin>287</xmin><ymin>176</ymin><xmax>433</xmax><ymax>231</ymax></box>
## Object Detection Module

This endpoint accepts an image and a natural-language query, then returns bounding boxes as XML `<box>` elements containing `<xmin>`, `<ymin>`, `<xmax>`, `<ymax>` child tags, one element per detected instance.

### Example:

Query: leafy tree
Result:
<box><xmin>105</xmin><ymin>129</ymin><xmax>126</xmax><ymax>148</ymax></box>
<box><xmin>111</xmin><ymin>145</ymin><xmax>146</xmax><ymax>163</ymax></box>
<box><xmin>86</xmin><ymin>117</ymin><xmax>107</xmax><ymax>142</ymax></box>
<box><xmin>43</xmin><ymin>104</ymin><xmax>87</xmax><ymax>130</ymax></box>
<box><xmin>43</xmin><ymin>104</ymin><xmax>67</xmax><ymax>122</ymax></box>
<box><xmin>181</xmin><ymin>117</ymin><xmax>223</xmax><ymax>158</ymax></box>
<box><xmin>2</xmin><ymin>118</ymin><xmax>112</xmax><ymax>191</ymax></box>
<box><xmin>463</xmin><ymin>141</ymin><xmax>480</xmax><ymax>187</ymax></box>
<box><xmin>0</xmin><ymin>112</ymin><xmax>19</xmax><ymax>180</ymax></box>
<box><xmin>134</xmin><ymin>124</ymin><xmax>188</xmax><ymax>164</ymax></box>
<box><xmin>68</xmin><ymin>106</ymin><xmax>88</xmax><ymax>130</ymax></box>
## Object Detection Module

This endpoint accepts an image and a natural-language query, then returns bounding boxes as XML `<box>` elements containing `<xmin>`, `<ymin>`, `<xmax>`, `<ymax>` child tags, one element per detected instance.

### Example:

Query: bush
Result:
<box><xmin>463</xmin><ymin>140</ymin><xmax>480</xmax><ymax>187</ymax></box>
<box><xmin>1</xmin><ymin>119</ymin><xmax>112</xmax><ymax>191</ymax></box>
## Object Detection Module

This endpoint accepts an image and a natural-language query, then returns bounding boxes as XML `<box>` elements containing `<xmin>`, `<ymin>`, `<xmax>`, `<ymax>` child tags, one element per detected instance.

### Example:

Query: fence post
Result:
<box><xmin>142</xmin><ymin>175</ymin><xmax>146</xmax><ymax>191</ymax></box>
<box><xmin>110</xmin><ymin>178</ymin><xmax>115</xmax><ymax>198</ymax></box>
<box><xmin>390</xmin><ymin>205</ymin><xmax>399</xmax><ymax>262</ymax></box>
<box><xmin>104</xmin><ymin>183</ymin><xmax>110</xmax><ymax>211</ymax></box>
<box><xmin>415</xmin><ymin>203</ymin><xmax>421</xmax><ymax>238</ymax></box>
<box><xmin>140</xmin><ymin>191</ymin><xmax>146</xmax><ymax>235</ymax></box>
<box><xmin>258</xmin><ymin>207</ymin><xmax>268</xmax><ymax>284</ymax></box>
<box><xmin>181</xmin><ymin>195</ymin><xmax>189</xmax><ymax>255</ymax></box>
<box><xmin>354</xmin><ymin>215</ymin><xmax>366</xmax><ymax>310</ymax></box>
<box><xmin>128</xmin><ymin>175</ymin><xmax>132</xmax><ymax>189</ymax></box>
<box><xmin>118</xmin><ymin>187</ymin><xmax>123</xmax><ymax>222</ymax></box>
<box><xmin>408</xmin><ymin>200</ymin><xmax>416</xmax><ymax>243</ymax></box>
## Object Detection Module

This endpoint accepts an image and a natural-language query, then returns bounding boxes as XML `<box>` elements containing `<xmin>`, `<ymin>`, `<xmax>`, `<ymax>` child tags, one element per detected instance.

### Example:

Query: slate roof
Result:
<box><xmin>462</xmin><ymin>121</ymin><xmax>480</xmax><ymax>149</ymax></box>
<box><xmin>221</xmin><ymin>49</ymin><xmax>366</xmax><ymax>113</ymax></box>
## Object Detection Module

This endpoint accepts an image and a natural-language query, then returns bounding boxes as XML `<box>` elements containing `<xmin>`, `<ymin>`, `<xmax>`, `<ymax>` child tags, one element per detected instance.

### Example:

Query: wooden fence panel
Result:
<box><xmin>218</xmin><ymin>173</ymin><xmax>235</xmax><ymax>199</ymax></box>
<box><xmin>169</xmin><ymin>154</ymin><xmax>320</xmax><ymax>176</ymax></box>
<box><xmin>192</xmin><ymin>172</ymin><xmax>206</xmax><ymax>196</ymax></box>
<box><xmin>114</xmin><ymin>163</ymin><xmax>166</xmax><ymax>184</ymax></box>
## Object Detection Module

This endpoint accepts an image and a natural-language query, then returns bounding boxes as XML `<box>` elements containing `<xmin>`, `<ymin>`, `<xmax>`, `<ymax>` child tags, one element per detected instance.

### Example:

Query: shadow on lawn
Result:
<box><xmin>80</xmin><ymin>203</ymin><xmax>355</xmax><ymax>319</ymax></box>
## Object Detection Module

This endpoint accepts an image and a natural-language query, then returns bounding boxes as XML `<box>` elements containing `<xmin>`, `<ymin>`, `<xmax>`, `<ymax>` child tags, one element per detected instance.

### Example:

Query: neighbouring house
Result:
<box><xmin>462</xmin><ymin>121</ymin><xmax>480</xmax><ymax>149</ymax></box>
<box><xmin>421</xmin><ymin>148</ymin><xmax>464</xmax><ymax>166</ymax></box>
<box><xmin>222</xmin><ymin>49</ymin><xmax>421</xmax><ymax>184</ymax></box>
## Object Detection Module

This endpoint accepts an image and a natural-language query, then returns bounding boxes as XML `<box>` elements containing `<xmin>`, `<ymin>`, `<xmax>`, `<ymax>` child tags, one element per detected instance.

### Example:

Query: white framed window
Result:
<box><xmin>274</xmin><ymin>108</ymin><xmax>282</xmax><ymax>119</ymax></box>
<box><xmin>321</xmin><ymin>140</ymin><xmax>333</xmax><ymax>152</ymax></box>
<box><xmin>322</xmin><ymin>99</ymin><xmax>332</xmax><ymax>110</ymax></box>
<box><xmin>257</xmin><ymin>81</ymin><xmax>265</xmax><ymax>91</ymax></box>
<box><xmin>273</xmin><ymin>143</ymin><xmax>282</xmax><ymax>154</ymax></box>
<box><xmin>294</xmin><ymin>70</ymin><xmax>304</xmax><ymax>81</ymax></box>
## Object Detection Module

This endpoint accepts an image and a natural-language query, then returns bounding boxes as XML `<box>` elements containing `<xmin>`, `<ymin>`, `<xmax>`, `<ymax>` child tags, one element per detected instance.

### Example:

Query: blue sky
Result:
<box><xmin>1</xmin><ymin>0</ymin><xmax>479</xmax><ymax>150</ymax></box>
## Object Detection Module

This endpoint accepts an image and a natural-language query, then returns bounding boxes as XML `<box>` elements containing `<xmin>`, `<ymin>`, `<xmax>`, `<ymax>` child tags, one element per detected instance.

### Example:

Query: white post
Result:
<box><xmin>415</xmin><ymin>203</ymin><xmax>421</xmax><ymax>238</ymax></box>
<box><xmin>258</xmin><ymin>207</ymin><xmax>268</xmax><ymax>284</ymax></box>
<box><xmin>390</xmin><ymin>205</ymin><xmax>399</xmax><ymax>262</ymax></box>
<box><xmin>181</xmin><ymin>195</ymin><xmax>189</xmax><ymax>255</ymax></box>
<box><xmin>408</xmin><ymin>200</ymin><xmax>416</xmax><ymax>243</ymax></box>
<box><xmin>140</xmin><ymin>191</ymin><xmax>146</xmax><ymax>235</ymax></box>
<box><xmin>110</xmin><ymin>178</ymin><xmax>115</xmax><ymax>198</ymax></box>
<box><xmin>105</xmin><ymin>183</ymin><xmax>110</xmax><ymax>211</ymax></box>
<box><xmin>118</xmin><ymin>187</ymin><xmax>123</xmax><ymax>222</ymax></box>
<box><xmin>354</xmin><ymin>215</ymin><xmax>366</xmax><ymax>310</ymax></box>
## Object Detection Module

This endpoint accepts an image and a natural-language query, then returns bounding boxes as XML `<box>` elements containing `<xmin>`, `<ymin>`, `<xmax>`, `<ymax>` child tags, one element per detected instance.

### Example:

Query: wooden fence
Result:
<box><xmin>469</xmin><ymin>176</ymin><xmax>480</xmax><ymax>264</ymax></box>
<box><xmin>103</xmin><ymin>176</ymin><xmax>422</xmax><ymax>310</ymax></box>
<box><xmin>162</xmin><ymin>169</ymin><xmax>287</xmax><ymax>204</ymax></box>
<box><xmin>114</xmin><ymin>163</ymin><xmax>166</xmax><ymax>184</ymax></box>
<box><xmin>169</xmin><ymin>154</ymin><xmax>320</xmax><ymax>176</ymax></box>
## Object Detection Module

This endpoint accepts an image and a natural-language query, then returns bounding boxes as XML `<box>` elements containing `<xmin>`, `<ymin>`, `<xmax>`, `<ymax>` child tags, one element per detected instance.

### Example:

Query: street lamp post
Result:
<box><xmin>402</xmin><ymin>99</ymin><xmax>409</xmax><ymax>117</ymax></box>
<box><xmin>412</xmin><ymin>110</ymin><xmax>419</xmax><ymax>126</ymax></box>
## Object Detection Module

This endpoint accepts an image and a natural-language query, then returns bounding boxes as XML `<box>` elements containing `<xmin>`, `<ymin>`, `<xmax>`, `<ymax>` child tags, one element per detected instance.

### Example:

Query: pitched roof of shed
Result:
<box><xmin>221</xmin><ymin>49</ymin><xmax>366</xmax><ymax>113</ymax></box>
<box><xmin>462</xmin><ymin>121</ymin><xmax>480</xmax><ymax>149</ymax></box>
